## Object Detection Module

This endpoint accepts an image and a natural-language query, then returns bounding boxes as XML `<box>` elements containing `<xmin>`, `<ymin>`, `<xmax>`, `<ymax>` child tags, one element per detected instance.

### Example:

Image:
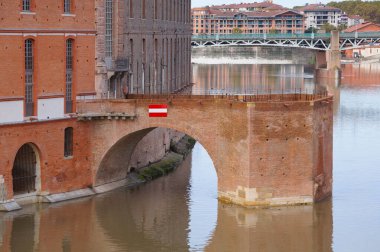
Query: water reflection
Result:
<box><xmin>192</xmin><ymin>64</ymin><xmax>317</xmax><ymax>95</ymax></box>
<box><xmin>206</xmin><ymin>201</ymin><xmax>332</xmax><ymax>252</ymax></box>
<box><xmin>94</xmin><ymin>152</ymin><xmax>192</xmax><ymax>252</ymax></box>
<box><xmin>192</xmin><ymin>46</ymin><xmax>320</xmax><ymax>95</ymax></box>
<box><xmin>341</xmin><ymin>62</ymin><xmax>380</xmax><ymax>86</ymax></box>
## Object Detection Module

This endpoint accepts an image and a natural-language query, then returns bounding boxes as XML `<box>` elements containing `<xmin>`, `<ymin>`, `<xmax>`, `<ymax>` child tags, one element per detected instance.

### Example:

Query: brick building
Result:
<box><xmin>192</xmin><ymin>6</ymin><xmax>305</xmax><ymax>35</ymax></box>
<box><xmin>96</xmin><ymin>0</ymin><xmax>192</xmax><ymax>97</ymax></box>
<box><xmin>0</xmin><ymin>0</ymin><xmax>191</xmax><ymax>210</ymax></box>
<box><xmin>343</xmin><ymin>22</ymin><xmax>380</xmax><ymax>59</ymax></box>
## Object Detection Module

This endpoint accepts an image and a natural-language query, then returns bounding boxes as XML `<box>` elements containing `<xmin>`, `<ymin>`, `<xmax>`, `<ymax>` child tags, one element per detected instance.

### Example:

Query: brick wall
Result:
<box><xmin>0</xmin><ymin>119</ymin><xmax>92</xmax><ymax>199</ymax></box>
<box><xmin>96</xmin><ymin>0</ymin><xmax>192</xmax><ymax>96</ymax></box>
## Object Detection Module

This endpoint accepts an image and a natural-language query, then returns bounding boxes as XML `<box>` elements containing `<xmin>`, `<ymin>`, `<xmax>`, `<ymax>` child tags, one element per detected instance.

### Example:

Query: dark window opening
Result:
<box><xmin>64</xmin><ymin>0</ymin><xmax>71</xmax><ymax>13</ymax></box>
<box><xmin>22</xmin><ymin>0</ymin><xmax>31</xmax><ymax>11</ymax></box>
<box><xmin>64</xmin><ymin>127</ymin><xmax>74</xmax><ymax>157</ymax></box>
<box><xmin>12</xmin><ymin>144</ymin><xmax>37</xmax><ymax>195</ymax></box>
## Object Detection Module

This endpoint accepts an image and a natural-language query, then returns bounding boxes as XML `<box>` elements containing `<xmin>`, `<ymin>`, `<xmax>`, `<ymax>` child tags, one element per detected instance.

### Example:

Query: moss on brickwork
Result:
<box><xmin>170</xmin><ymin>135</ymin><xmax>196</xmax><ymax>156</ymax></box>
<box><xmin>136</xmin><ymin>135</ymin><xmax>196</xmax><ymax>182</ymax></box>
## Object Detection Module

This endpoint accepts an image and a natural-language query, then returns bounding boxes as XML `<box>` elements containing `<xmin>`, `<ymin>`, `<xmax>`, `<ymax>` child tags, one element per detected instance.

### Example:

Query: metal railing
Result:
<box><xmin>127</xmin><ymin>89</ymin><xmax>330</xmax><ymax>102</ymax></box>
<box><xmin>192</xmin><ymin>32</ymin><xmax>380</xmax><ymax>41</ymax></box>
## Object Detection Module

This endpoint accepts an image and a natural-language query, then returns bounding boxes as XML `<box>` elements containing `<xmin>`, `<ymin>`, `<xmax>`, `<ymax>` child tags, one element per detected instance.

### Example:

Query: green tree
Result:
<box><xmin>305</xmin><ymin>27</ymin><xmax>318</xmax><ymax>33</ymax></box>
<box><xmin>328</xmin><ymin>1</ymin><xmax>380</xmax><ymax>23</ymax></box>
<box><xmin>269</xmin><ymin>28</ymin><xmax>279</xmax><ymax>34</ymax></box>
<box><xmin>232</xmin><ymin>28</ymin><xmax>243</xmax><ymax>34</ymax></box>
<box><xmin>321</xmin><ymin>23</ymin><xmax>337</xmax><ymax>33</ymax></box>
<box><xmin>338</xmin><ymin>24</ymin><xmax>348</xmax><ymax>31</ymax></box>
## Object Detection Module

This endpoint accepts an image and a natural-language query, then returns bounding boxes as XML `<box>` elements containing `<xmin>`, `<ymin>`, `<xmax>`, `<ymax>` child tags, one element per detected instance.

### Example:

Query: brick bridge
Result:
<box><xmin>75</xmin><ymin>94</ymin><xmax>333</xmax><ymax>207</ymax></box>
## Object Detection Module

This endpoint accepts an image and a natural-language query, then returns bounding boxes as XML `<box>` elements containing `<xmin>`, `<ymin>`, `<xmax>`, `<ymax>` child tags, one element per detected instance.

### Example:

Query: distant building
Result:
<box><xmin>192</xmin><ymin>6</ymin><xmax>305</xmax><ymax>35</ymax></box>
<box><xmin>297</xmin><ymin>4</ymin><xmax>342</xmax><ymax>29</ymax></box>
<box><xmin>347</xmin><ymin>15</ymin><xmax>365</xmax><ymax>27</ymax></box>
<box><xmin>343</xmin><ymin>22</ymin><xmax>380</xmax><ymax>59</ymax></box>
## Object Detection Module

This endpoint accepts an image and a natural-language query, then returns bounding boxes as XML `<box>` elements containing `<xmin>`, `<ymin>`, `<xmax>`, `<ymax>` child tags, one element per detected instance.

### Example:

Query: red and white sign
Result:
<box><xmin>149</xmin><ymin>104</ymin><xmax>168</xmax><ymax>117</ymax></box>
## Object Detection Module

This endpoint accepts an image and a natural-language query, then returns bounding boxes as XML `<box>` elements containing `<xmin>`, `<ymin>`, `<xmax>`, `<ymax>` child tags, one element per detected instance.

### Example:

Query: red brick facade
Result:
<box><xmin>0</xmin><ymin>120</ymin><xmax>92</xmax><ymax>199</ymax></box>
<box><xmin>0</xmin><ymin>0</ymin><xmax>96</xmax><ymax>101</ymax></box>
<box><xmin>0</xmin><ymin>0</ymin><xmax>95</xmax><ymax>205</ymax></box>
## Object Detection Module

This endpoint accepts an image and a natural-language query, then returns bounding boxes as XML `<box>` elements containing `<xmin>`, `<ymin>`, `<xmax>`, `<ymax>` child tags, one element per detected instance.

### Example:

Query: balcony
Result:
<box><xmin>105</xmin><ymin>58</ymin><xmax>129</xmax><ymax>72</ymax></box>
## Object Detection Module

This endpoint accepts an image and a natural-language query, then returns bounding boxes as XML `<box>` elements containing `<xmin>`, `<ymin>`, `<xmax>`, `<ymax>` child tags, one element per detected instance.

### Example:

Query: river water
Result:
<box><xmin>1</xmin><ymin>47</ymin><xmax>380</xmax><ymax>252</ymax></box>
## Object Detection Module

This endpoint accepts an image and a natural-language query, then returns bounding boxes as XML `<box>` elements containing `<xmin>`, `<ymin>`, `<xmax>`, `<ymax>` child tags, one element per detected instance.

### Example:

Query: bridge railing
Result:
<box><xmin>192</xmin><ymin>33</ymin><xmax>330</xmax><ymax>41</ymax></box>
<box><xmin>340</xmin><ymin>32</ymin><xmax>380</xmax><ymax>39</ymax></box>
<box><xmin>192</xmin><ymin>32</ymin><xmax>380</xmax><ymax>41</ymax></box>
<box><xmin>126</xmin><ymin>90</ymin><xmax>330</xmax><ymax>103</ymax></box>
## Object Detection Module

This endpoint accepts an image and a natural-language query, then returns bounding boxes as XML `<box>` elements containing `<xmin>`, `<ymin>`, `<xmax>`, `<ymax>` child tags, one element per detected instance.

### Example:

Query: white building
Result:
<box><xmin>347</xmin><ymin>15</ymin><xmax>365</xmax><ymax>27</ymax></box>
<box><xmin>298</xmin><ymin>4</ymin><xmax>342</xmax><ymax>29</ymax></box>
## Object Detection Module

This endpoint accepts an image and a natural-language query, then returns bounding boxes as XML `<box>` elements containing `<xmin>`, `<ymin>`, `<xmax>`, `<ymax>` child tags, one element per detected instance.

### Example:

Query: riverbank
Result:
<box><xmin>92</xmin><ymin>135</ymin><xmax>196</xmax><ymax>194</ymax></box>
<box><xmin>136</xmin><ymin>135</ymin><xmax>196</xmax><ymax>182</ymax></box>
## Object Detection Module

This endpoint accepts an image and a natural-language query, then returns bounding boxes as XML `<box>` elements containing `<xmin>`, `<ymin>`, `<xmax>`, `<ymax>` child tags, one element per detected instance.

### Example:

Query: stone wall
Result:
<box><xmin>0</xmin><ymin>119</ymin><xmax>92</xmax><ymax>200</ymax></box>
<box><xmin>129</xmin><ymin>128</ymin><xmax>185</xmax><ymax>170</ymax></box>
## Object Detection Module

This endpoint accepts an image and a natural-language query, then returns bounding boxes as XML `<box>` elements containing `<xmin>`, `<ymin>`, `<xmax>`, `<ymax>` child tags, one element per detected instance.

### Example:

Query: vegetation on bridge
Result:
<box><xmin>136</xmin><ymin>136</ymin><xmax>196</xmax><ymax>181</ymax></box>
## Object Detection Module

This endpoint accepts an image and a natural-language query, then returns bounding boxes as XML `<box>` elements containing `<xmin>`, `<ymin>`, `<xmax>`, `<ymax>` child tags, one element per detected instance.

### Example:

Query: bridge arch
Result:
<box><xmin>94</xmin><ymin>126</ymin><xmax>219</xmax><ymax>187</ymax></box>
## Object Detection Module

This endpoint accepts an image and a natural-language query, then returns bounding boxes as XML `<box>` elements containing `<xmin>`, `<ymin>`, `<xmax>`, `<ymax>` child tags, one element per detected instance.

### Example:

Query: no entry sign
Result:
<box><xmin>149</xmin><ymin>104</ymin><xmax>168</xmax><ymax>117</ymax></box>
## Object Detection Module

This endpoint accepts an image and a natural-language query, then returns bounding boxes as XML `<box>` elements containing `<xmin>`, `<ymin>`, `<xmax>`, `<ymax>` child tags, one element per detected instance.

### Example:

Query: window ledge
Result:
<box><xmin>62</xmin><ymin>13</ymin><xmax>76</xmax><ymax>17</ymax></box>
<box><xmin>64</xmin><ymin>156</ymin><xmax>73</xmax><ymax>160</ymax></box>
<box><xmin>20</xmin><ymin>11</ymin><xmax>36</xmax><ymax>15</ymax></box>
<box><xmin>24</xmin><ymin>116</ymin><xmax>38</xmax><ymax>122</ymax></box>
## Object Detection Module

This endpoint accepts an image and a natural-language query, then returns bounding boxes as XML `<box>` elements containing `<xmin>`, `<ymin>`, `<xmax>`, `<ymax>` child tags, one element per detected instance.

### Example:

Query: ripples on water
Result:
<box><xmin>1</xmin><ymin>48</ymin><xmax>380</xmax><ymax>252</ymax></box>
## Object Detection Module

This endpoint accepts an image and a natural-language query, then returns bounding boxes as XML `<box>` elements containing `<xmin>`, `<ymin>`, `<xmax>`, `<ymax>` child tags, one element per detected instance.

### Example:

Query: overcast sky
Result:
<box><xmin>191</xmin><ymin>0</ymin><xmax>342</xmax><ymax>8</ymax></box>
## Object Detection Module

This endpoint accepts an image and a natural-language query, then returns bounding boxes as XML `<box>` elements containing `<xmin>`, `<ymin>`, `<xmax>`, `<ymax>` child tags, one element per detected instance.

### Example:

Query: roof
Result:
<box><xmin>207</xmin><ymin>9</ymin><xmax>303</xmax><ymax>18</ymax></box>
<box><xmin>348</xmin><ymin>15</ymin><xmax>363</xmax><ymax>20</ymax></box>
<box><xmin>344</xmin><ymin>22</ymin><xmax>380</xmax><ymax>32</ymax></box>
<box><xmin>199</xmin><ymin>1</ymin><xmax>286</xmax><ymax>12</ymax></box>
<box><xmin>297</xmin><ymin>4</ymin><xmax>341</xmax><ymax>12</ymax></box>
<box><xmin>212</xmin><ymin>2</ymin><xmax>279</xmax><ymax>9</ymax></box>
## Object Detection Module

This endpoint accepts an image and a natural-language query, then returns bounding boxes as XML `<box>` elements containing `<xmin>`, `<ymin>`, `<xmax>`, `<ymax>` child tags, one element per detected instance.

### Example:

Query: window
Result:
<box><xmin>142</xmin><ymin>0</ymin><xmax>146</xmax><ymax>19</ymax></box>
<box><xmin>105</xmin><ymin>0</ymin><xmax>113</xmax><ymax>57</ymax></box>
<box><xmin>154</xmin><ymin>0</ymin><xmax>157</xmax><ymax>19</ymax></box>
<box><xmin>22</xmin><ymin>0</ymin><xmax>31</xmax><ymax>11</ymax></box>
<box><xmin>129</xmin><ymin>0</ymin><xmax>133</xmax><ymax>18</ymax></box>
<box><xmin>25</xmin><ymin>39</ymin><xmax>34</xmax><ymax>116</ymax></box>
<box><xmin>64</xmin><ymin>0</ymin><xmax>71</xmax><ymax>13</ymax></box>
<box><xmin>66</xmin><ymin>39</ymin><xmax>73</xmax><ymax>113</ymax></box>
<box><xmin>64</xmin><ymin>127</ymin><xmax>73</xmax><ymax>157</ymax></box>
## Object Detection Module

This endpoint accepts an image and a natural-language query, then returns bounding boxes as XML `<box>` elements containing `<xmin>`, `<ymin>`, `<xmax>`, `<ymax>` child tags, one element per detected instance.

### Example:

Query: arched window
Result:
<box><xmin>25</xmin><ymin>39</ymin><xmax>34</xmax><ymax>116</ymax></box>
<box><xmin>12</xmin><ymin>144</ymin><xmax>37</xmax><ymax>195</ymax></box>
<box><xmin>66</xmin><ymin>39</ymin><xmax>73</xmax><ymax>113</ymax></box>
<box><xmin>64</xmin><ymin>127</ymin><xmax>73</xmax><ymax>157</ymax></box>
<box><xmin>22</xmin><ymin>0</ymin><xmax>31</xmax><ymax>11</ymax></box>
<box><xmin>64</xmin><ymin>0</ymin><xmax>71</xmax><ymax>13</ymax></box>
